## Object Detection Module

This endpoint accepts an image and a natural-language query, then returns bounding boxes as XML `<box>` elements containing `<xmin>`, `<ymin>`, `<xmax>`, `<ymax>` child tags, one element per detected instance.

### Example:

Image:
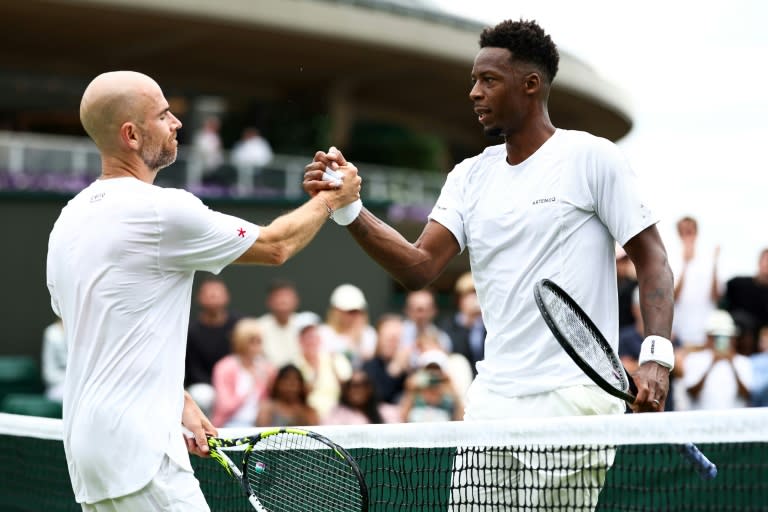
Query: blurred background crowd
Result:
<box><xmin>35</xmin><ymin>230</ymin><xmax>768</xmax><ymax>427</ymax></box>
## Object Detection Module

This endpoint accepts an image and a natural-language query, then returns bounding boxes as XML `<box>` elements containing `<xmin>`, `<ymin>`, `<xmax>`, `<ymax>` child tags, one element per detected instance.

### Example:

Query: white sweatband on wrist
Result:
<box><xmin>638</xmin><ymin>335</ymin><xmax>675</xmax><ymax>370</ymax></box>
<box><xmin>323</xmin><ymin>167</ymin><xmax>362</xmax><ymax>225</ymax></box>
<box><xmin>331</xmin><ymin>199</ymin><xmax>362</xmax><ymax>226</ymax></box>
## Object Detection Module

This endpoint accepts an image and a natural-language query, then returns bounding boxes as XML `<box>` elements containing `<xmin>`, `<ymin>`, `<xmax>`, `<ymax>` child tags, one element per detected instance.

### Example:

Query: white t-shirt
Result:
<box><xmin>46</xmin><ymin>177</ymin><xmax>258</xmax><ymax>503</ymax></box>
<box><xmin>429</xmin><ymin>129</ymin><xmax>657</xmax><ymax>399</ymax></box>
<box><xmin>672</xmin><ymin>249</ymin><xmax>718</xmax><ymax>346</ymax></box>
<box><xmin>682</xmin><ymin>350</ymin><xmax>753</xmax><ymax>410</ymax></box>
<box><xmin>257</xmin><ymin>313</ymin><xmax>302</xmax><ymax>368</ymax></box>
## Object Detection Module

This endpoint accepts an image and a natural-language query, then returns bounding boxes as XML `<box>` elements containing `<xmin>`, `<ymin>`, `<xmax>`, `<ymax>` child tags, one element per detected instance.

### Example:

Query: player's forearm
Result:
<box><xmin>347</xmin><ymin>208</ymin><xmax>439</xmax><ymax>290</ymax></box>
<box><xmin>626</xmin><ymin>227</ymin><xmax>674</xmax><ymax>338</ymax></box>
<box><xmin>269</xmin><ymin>195</ymin><xmax>329</xmax><ymax>260</ymax></box>
<box><xmin>240</xmin><ymin>196</ymin><xmax>328</xmax><ymax>265</ymax></box>
<box><xmin>636</xmin><ymin>265</ymin><xmax>674</xmax><ymax>338</ymax></box>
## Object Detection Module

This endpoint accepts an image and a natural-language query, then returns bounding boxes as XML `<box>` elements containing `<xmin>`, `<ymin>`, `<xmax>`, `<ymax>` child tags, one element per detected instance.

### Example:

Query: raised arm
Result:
<box><xmin>235</xmin><ymin>164</ymin><xmax>361</xmax><ymax>265</ymax></box>
<box><xmin>347</xmin><ymin>213</ymin><xmax>459</xmax><ymax>290</ymax></box>
<box><xmin>303</xmin><ymin>149</ymin><xmax>459</xmax><ymax>290</ymax></box>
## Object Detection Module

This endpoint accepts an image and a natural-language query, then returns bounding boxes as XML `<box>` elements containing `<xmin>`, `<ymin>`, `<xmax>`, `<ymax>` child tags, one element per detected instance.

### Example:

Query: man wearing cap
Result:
<box><xmin>683</xmin><ymin>310</ymin><xmax>753</xmax><ymax>410</ymax></box>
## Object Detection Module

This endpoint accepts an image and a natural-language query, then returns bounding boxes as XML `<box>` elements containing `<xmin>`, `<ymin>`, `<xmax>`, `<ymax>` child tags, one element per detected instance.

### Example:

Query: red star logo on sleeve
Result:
<box><xmin>237</xmin><ymin>228</ymin><xmax>246</xmax><ymax>237</ymax></box>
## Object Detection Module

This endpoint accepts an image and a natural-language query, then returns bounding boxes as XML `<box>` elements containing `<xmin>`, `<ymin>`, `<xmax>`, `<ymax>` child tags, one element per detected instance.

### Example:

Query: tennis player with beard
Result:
<box><xmin>47</xmin><ymin>71</ymin><xmax>360</xmax><ymax>511</ymax></box>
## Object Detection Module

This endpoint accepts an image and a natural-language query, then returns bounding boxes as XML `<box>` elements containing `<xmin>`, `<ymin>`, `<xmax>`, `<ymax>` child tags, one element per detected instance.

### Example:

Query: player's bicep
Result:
<box><xmin>413</xmin><ymin>220</ymin><xmax>461</xmax><ymax>277</ymax></box>
<box><xmin>158</xmin><ymin>190</ymin><xmax>258</xmax><ymax>273</ymax></box>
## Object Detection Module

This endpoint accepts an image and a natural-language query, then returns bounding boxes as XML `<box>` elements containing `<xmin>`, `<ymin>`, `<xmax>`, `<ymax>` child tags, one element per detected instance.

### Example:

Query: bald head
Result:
<box><xmin>79</xmin><ymin>71</ymin><xmax>162</xmax><ymax>151</ymax></box>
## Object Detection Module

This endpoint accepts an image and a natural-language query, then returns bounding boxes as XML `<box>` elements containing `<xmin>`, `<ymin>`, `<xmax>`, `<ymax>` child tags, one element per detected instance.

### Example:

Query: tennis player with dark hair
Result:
<box><xmin>305</xmin><ymin>19</ymin><xmax>674</xmax><ymax>509</ymax></box>
<box><xmin>46</xmin><ymin>71</ymin><xmax>360</xmax><ymax>511</ymax></box>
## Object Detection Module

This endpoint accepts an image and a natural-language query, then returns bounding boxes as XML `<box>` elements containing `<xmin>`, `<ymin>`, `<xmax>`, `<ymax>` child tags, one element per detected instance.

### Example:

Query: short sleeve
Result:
<box><xmin>157</xmin><ymin>189</ymin><xmax>259</xmax><ymax>274</ymax></box>
<box><xmin>428</xmin><ymin>162</ymin><xmax>470</xmax><ymax>252</ymax></box>
<box><xmin>588</xmin><ymin>140</ymin><xmax>658</xmax><ymax>246</ymax></box>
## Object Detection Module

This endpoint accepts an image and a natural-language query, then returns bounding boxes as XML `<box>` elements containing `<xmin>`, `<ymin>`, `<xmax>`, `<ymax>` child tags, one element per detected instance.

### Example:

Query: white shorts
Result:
<box><xmin>463</xmin><ymin>381</ymin><xmax>625</xmax><ymax>420</ymax></box>
<box><xmin>450</xmin><ymin>383</ymin><xmax>624</xmax><ymax>511</ymax></box>
<box><xmin>81</xmin><ymin>455</ymin><xmax>210</xmax><ymax>512</ymax></box>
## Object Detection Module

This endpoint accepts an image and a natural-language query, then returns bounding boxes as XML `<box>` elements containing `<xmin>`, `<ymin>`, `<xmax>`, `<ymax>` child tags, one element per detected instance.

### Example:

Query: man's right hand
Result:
<box><xmin>304</xmin><ymin>146</ymin><xmax>349</xmax><ymax>197</ymax></box>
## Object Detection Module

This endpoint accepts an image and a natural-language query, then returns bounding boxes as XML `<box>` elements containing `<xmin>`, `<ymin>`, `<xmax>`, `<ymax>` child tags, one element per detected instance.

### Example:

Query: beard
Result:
<box><xmin>483</xmin><ymin>125</ymin><xmax>503</xmax><ymax>138</ymax></box>
<box><xmin>140</xmin><ymin>134</ymin><xmax>177</xmax><ymax>172</ymax></box>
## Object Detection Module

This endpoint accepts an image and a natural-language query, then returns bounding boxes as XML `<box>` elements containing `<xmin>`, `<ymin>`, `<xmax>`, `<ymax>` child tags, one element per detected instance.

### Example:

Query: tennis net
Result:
<box><xmin>1</xmin><ymin>408</ymin><xmax>766</xmax><ymax>511</ymax></box>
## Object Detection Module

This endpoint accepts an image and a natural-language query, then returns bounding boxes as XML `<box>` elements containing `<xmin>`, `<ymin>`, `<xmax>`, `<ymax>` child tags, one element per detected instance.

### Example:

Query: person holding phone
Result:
<box><xmin>683</xmin><ymin>310</ymin><xmax>753</xmax><ymax>410</ymax></box>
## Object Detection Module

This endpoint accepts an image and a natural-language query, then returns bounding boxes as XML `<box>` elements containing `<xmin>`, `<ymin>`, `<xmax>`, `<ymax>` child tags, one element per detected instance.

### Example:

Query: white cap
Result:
<box><xmin>294</xmin><ymin>311</ymin><xmax>321</xmax><ymax>334</ymax></box>
<box><xmin>706</xmin><ymin>310</ymin><xmax>739</xmax><ymax>337</ymax></box>
<box><xmin>417</xmin><ymin>349</ymin><xmax>448</xmax><ymax>371</ymax></box>
<box><xmin>329</xmin><ymin>284</ymin><xmax>367</xmax><ymax>311</ymax></box>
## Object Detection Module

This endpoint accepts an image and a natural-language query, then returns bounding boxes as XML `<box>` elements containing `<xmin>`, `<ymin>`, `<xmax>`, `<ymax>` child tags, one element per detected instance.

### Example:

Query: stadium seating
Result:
<box><xmin>0</xmin><ymin>356</ymin><xmax>44</xmax><ymax>403</ymax></box>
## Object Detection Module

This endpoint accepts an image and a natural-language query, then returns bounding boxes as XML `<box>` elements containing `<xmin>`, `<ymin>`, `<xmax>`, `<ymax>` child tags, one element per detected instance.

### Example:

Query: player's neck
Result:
<box><xmin>504</xmin><ymin>120</ymin><xmax>556</xmax><ymax>166</ymax></box>
<box><xmin>99</xmin><ymin>153</ymin><xmax>156</xmax><ymax>184</ymax></box>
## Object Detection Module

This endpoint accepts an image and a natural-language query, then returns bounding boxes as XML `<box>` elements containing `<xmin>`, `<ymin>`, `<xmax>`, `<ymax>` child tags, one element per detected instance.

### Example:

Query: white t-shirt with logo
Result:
<box><xmin>429</xmin><ymin>129</ymin><xmax>657</xmax><ymax>399</ymax></box>
<box><xmin>46</xmin><ymin>177</ymin><xmax>258</xmax><ymax>503</ymax></box>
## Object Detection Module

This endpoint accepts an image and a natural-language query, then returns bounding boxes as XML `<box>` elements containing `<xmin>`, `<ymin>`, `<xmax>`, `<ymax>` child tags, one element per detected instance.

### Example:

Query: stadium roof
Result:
<box><xmin>0</xmin><ymin>0</ymin><xmax>632</xmax><ymax>149</ymax></box>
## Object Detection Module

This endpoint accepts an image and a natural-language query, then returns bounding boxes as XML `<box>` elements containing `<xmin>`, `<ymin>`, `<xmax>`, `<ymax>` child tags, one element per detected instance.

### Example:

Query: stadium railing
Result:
<box><xmin>0</xmin><ymin>131</ymin><xmax>445</xmax><ymax>206</ymax></box>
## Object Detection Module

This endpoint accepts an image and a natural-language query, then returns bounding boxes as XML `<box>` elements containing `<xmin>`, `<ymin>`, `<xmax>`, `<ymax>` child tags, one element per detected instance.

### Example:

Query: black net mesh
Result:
<box><xmin>1</xmin><ymin>415</ymin><xmax>767</xmax><ymax>512</ymax></box>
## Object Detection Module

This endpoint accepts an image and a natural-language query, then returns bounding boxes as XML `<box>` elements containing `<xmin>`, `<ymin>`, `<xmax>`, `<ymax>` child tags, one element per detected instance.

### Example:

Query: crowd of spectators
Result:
<box><xmin>176</xmin><ymin>272</ymin><xmax>483</xmax><ymax>428</ymax></box>
<box><xmin>617</xmin><ymin>216</ymin><xmax>768</xmax><ymax>411</ymax></box>
<box><xmin>38</xmin><ymin>216</ymin><xmax>768</xmax><ymax>422</ymax></box>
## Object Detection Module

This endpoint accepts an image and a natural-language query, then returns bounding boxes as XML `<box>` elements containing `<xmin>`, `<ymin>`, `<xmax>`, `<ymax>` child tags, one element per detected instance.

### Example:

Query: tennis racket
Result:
<box><xmin>207</xmin><ymin>427</ymin><xmax>368</xmax><ymax>511</ymax></box>
<box><xmin>533</xmin><ymin>278</ymin><xmax>718</xmax><ymax>480</ymax></box>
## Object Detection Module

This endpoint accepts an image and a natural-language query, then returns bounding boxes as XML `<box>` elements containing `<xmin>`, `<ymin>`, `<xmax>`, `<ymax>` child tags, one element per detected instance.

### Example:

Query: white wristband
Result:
<box><xmin>323</xmin><ymin>166</ymin><xmax>362</xmax><ymax>226</ymax></box>
<box><xmin>331</xmin><ymin>199</ymin><xmax>363</xmax><ymax>226</ymax></box>
<box><xmin>638</xmin><ymin>335</ymin><xmax>675</xmax><ymax>370</ymax></box>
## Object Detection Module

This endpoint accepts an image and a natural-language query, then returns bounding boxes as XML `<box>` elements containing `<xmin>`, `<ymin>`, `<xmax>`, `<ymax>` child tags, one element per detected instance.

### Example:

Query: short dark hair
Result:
<box><xmin>266</xmin><ymin>278</ymin><xmax>296</xmax><ymax>295</ymax></box>
<box><xmin>677</xmin><ymin>216</ymin><xmax>698</xmax><ymax>234</ymax></box>
<box><xmin>479</xmin><ymin>19</ymin><xmax>559</xmax><ymax>84</ymax></box>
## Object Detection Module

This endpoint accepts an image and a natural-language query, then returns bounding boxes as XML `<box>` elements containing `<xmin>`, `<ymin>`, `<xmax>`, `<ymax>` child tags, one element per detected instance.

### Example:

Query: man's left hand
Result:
<box><xmin>630</xmin><ymin>361</ymin><xmax>670</xmax><ymax>412</ymax></box>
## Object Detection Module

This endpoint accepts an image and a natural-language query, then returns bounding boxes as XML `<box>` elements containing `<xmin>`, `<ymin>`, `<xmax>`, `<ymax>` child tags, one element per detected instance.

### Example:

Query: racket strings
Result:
<box><xmin>544</xmin><ymin>287</ymin><xmax>629</xmax><ymax>392</ymax></box>
<box><xmin>245</xmin><ymin>432</ymin><xmax>362</xmax><ymax>511</ymax></box>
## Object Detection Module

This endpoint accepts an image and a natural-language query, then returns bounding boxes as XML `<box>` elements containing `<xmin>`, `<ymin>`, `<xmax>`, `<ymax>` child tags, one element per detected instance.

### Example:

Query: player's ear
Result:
<box><xmin>523</xmin><ymin>72</ymin><xmax>541</xmax><ymax>95</ymax></box>
<box><xmin>120</xmin><ymin>122</ymin><xmax>140</xmax><ymax>150</ymax></box>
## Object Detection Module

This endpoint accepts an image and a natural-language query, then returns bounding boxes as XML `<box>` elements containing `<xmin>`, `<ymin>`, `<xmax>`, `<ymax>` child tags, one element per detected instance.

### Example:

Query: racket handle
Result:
<box><xmin>678</xmin><ymin>442</ymin><xmax>717</xmax><ymax>480</ymax></box>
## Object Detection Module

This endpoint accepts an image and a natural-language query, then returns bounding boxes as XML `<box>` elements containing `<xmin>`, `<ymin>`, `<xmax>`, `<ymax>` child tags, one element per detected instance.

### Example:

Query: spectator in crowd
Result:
<box><xmin>295</xmin><ymin>311</ymin><xmax>352</xmax><ymax>418</ymax></box>
<box><xmin>401</xmin><ymin>289</ymin><xmax>452</xmax><ymax>353</ymax></box>
<box><xmin>211</xmin><ymin>318</ymin><xmax>275</xmax><ymax>427</ymax></box>
<box><xmin>256</xmin><ymin>364</ymin><xmax>319</xmax><ymax>427</ymax></box>
<box><xmin>185</xmin><ymin>279</ymin><xmax>240</xmax><ymax>413</ymax></box>
<box><xmin>440</xmin><ymin>272</ymin><xmax>485</xmax><ymax>375</ymax></box>
<box><xmin>318</xmin><ymin>284</ymin><xmax>377</xmax><ymax>367</ymax></box>
<box><xmin>616</xmin><ymin>245</ymin><xmax>638</xmax><ymax>329</ymax></box>
<box><xmin>672</xmin><ymin>216</ymin><xmax>720</xmax><ymax>348</ymax></box>
<box><xmin>231</xmin><ymin>127</ymin><xmax>273</xmax><ymax>169</ymax></box>
<box><xmin>619</xmin><ymin>288</ymin><xmax>683</xmax><ymax>411</ymax></box>
<box><xmin>41</xmin><ymin>317</ymin><xmax>67</xmax><ymax>402</ymax></box>
<box><xmin>257</xmin><ymin>279</ymin><xmax>302</xmax><ymax>368</ymax></box>
<box><xmin>193</xmin><ymin>116</ymin><xmax>224</xmax><ymax>173</ymax></box>
<box><xmin>322</xmin><ymin>369</ymin><xmax>400</xmax><ymax>425</ymax></box>
<box><xmin>401</xmin><ymin>353</ymin><xmax>463</xmax><ymax>422</ymax></box>
<box><xmin>720</xmin><ymin>248</ymin><xmax>768</xmax><ymax>347</ymax></box>
<box><xmin>683</xmin><ymin>310</ymin><xmax>753</xmax><ymax>410</ymax></box>
<box><xmin>749</xmin><ymin>326</ymin><xmax>768</xmax><ymax>406</ymax></box>
<box><xmin>415</xmin><ymin>330</ymin><xmax>473</xmax><ymax>397</ymax></box>
<box><xmin>362</xmin><ymin>314</ymin><xmax>410</xmax><ymax>404</ymax></box>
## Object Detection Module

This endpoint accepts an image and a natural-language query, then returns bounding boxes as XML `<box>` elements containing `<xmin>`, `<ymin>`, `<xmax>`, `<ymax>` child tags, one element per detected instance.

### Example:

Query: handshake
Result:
<box><xmin>304</xmin><ymin>146</ymin><xmax>363</xmax><ymax>226</ymax></box>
